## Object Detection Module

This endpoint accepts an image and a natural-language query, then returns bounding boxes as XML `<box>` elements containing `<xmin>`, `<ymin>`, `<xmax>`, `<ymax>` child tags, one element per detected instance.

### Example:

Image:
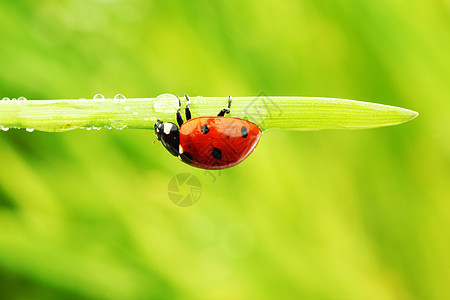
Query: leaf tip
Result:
<box><xmin>405</xmin><ymin>108</ymin><xmax>419</xmax><ymax>121</ymax></box>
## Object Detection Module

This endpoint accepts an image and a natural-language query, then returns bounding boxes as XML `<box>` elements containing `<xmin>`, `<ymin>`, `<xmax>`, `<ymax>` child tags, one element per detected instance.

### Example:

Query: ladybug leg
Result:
<box><xmin>217</xmin><ymin>96</ymin><xmax>232</xmax><ymax>116</ymax></box>
<box><xmin>176</xmin><ymin>96</ymin><xmax>184</xmax><ymax>127</ymax></box>
<box><xmin>184</xmin><ymin>94</ymin><xmax>192</xmax><ymax>121</ymax></box>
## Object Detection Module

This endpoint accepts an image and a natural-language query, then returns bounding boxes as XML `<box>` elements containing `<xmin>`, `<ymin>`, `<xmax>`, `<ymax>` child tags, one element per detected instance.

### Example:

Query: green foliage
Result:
<box><xmin>0</xmin><ymin>0</ymin><xmax>448</xmax><ymax>300</ymax></box>
<box><xmin>0</xmin><ymin>94</ymin><xmax>417</xmax><ymax>132</ymax></box>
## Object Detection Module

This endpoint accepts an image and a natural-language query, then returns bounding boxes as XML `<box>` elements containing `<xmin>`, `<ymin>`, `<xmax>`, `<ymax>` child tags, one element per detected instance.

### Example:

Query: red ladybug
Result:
<box><xmin>154</xmin><ymin>95</ymin><xmax>261</xmax><ymax>169</ymax></box>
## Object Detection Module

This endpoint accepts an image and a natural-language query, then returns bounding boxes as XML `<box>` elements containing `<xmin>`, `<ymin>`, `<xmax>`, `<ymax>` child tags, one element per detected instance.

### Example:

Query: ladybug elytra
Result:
<box><xmin>154</xmin><ymin>95</ymin><xmax>261</xmax><ymax>170</ymax></box>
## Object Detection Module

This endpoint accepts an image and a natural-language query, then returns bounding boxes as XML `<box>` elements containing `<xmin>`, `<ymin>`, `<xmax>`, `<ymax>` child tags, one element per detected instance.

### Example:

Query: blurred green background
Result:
<box><xmin>0</xmin><ymin>0</ymin><xmax>449</xmax><ymax>299</ymax></box>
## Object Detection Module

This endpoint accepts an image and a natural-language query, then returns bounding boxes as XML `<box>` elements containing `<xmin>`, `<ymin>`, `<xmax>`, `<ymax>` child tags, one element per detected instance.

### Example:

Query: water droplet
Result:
<box><xmin>1</xmin><ymin>126</ymin><xmax>9</xmax><ymax>131</ymax></box>
<box><xmin>11</xmin><ymin>98</ymin><xmax>17</xmax><ymax>102</ymax></box>
<box><xmin>124</xmin><ymin>106</ymin><xmax>130</xmax><ymax>111</ymax></box>
<box><xmin>2</xmin><ymin>97</ymin><xmax>10</xmax><ymax>101</ymax></box>
<box><xmin>93</xmin><ymin>94</ymin><xmax>105</xmax><ymax>101</ymax></box>
<box><xmin>26</xmin><ymin>128</ymin><xmax>35</xmax><ymax>132</ymax></box>
<box><xmin>18</xmin><ymin>97</ymin><xmax>27</xmax><ymax>101</ymax></box>
<box><xmin>114</xmin><ymin>94</ymin><xmax>126</xmax><ymax>103</ymax></box>
<box><xmin>154</xmin><ymin>93</ymin><xmax>178</xmax><ymax>113</ymax></box>
<box><xmin>144</xmin><ymin>117</ymin><xmax>149</xmax><ymax>121</ymax></box>
<box><xmin>133</xmin><ymin>111</ymin><xmax>138</xmax><ymax>115</ymax></box>
<box><xmin>86</xmin><ymin>127</ymin><xmax>92</xmax><ymax>130</ymax></box>
<box><xmin>110</xmin><ymin>120</ymin><xmax>127</xmax><ymax>130</ymax></box>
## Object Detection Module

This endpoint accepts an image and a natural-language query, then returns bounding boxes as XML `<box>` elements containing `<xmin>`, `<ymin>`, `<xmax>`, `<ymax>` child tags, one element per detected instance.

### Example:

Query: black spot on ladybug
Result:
<box><xmin>180</xmin><ymin>152</ymin><xmax>194</xmax><ymax>164</ymax></box>
<box><xmin>211</xmin><ymin>147</ymin><xmax>222</xmax><ymax>160</ymax></box>
<box><xmin>226</xmin><ymin>136</ymin><xmax>230</xmax><ymax>139</ymax></box>
<box><xmin>201</xmin><ymin>124</ymin><xmax>210</xmax><ymax>134</ymax></box>
<box><xmin>241</xmin><ymin>126</ymin><xmax>248</xmax><ymax>138</ymax></box>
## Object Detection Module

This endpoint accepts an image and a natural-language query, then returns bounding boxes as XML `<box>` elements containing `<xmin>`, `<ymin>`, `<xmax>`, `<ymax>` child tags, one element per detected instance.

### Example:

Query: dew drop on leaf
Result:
<box><xmin>26</xmin><ymin>128</ymin><xmax>35</xmax><ymax>132</ymax></box>
<box><xmin>110</xmin><ymin>120</ymin><xmax>127</xmax><ymax>130</ymax></box>
<box><xmin>93</xmin><ymin>94</ymin><xmax>105</xmax><ymax>101</ymax></box>
<box><xmin>154</xmin><ymin>93</ymin><xmax>178</xmax><ymax>113</ymax></box>
<box><xmin>114</xmin><ymin>94</ymin><xmax>126</xmax><ymax>103</ymax></box>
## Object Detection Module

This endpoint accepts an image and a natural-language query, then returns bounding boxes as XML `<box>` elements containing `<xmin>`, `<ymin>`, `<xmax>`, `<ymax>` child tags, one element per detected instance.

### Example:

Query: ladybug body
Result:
<box><xmin>154</xmin><ymin>95</ymin><xmax>261</xmax><ymax>170</ymax></box>
<box><xmin>179</xmin><ymin>117</ymin><xmax>261</xmax><ymax>169</ymax></box>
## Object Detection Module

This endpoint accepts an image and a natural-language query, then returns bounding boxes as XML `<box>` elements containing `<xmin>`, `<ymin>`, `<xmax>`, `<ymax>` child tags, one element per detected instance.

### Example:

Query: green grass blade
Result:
<box><xmin>0</xmin><ymin>94</ymin><xmax>418</xmax><ymax>133</ymax></box>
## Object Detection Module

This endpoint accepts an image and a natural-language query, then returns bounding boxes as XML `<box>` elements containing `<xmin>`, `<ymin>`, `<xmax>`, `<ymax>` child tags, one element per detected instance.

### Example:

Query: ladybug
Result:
<box><xmin>154</xmin><ymin>95</ymin><xmax>262</xmax><ymax>170</ymax></box>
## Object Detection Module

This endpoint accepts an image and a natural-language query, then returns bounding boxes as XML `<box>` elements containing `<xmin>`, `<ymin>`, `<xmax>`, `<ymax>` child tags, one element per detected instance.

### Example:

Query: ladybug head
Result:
<box><xmin>154</xmin><ymin>120</ymin><xmax>164</xmax><ymax>141</ymax></box>
<box><xmin>153</xmin><ymin>120</ymin><xmax>180</xmax><ymax>156</ymax></box>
